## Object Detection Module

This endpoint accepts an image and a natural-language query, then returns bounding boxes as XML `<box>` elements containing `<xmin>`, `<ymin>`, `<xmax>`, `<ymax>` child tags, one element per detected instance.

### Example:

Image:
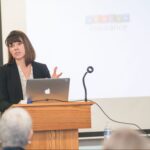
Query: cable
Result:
<box><xmin>30</xmin><ymin>98</ymin><xmax>66</xmax><ymax>103</ymax></box>
<box><xmin>89</xmin><ymin>100</ymin><xmax>141</xmax><ymax>129</ymax></box>
<box><xmin>89</xmin><ymin>99</ymin><xmax>149</xmax><ymax>136</ymax></box>
<box><xmin>72</xmin><ymin>99</ymin><xmax>148</xmax><ymax>136</ymax></box>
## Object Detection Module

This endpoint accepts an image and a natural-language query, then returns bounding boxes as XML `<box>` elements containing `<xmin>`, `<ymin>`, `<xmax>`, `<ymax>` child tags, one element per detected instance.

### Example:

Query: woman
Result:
<box><xmin>0</xmin><ymin>30</ymin><xmax>62</xmax><ymax>112</ymax></box>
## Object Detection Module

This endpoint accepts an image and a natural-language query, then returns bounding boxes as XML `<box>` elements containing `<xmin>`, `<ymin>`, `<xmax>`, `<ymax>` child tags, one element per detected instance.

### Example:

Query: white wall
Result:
<box><xmin>1</xmin><ymin>0</ymin><xmax>26</xmax><ymax>64</ymax></box>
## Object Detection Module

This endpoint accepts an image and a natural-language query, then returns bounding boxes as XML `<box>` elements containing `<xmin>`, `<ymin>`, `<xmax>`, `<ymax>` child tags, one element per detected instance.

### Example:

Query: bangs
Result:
<box><xmin>6</xmin><ymin>35</ymin><xmax>23</xmax><ymax>46</ymax></box>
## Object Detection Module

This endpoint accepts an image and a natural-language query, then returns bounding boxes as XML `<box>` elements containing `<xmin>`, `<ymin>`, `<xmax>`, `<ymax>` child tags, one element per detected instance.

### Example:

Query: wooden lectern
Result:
<box><xmin>13</xmin><ymin>101</ymin><xmax>94</xmax><ymax>149</ymax></box>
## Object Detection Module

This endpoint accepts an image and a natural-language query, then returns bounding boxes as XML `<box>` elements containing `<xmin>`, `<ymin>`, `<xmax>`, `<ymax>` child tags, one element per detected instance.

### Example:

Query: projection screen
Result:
<box><xmin>26</xmin><ymin>0</ymin><xmax>150</xmax><ymax>100</ymax></box>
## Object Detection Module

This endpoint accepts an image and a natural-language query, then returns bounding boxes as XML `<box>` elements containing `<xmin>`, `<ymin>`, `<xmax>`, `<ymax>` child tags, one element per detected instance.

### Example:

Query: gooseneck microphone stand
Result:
<box><xmin>82</xmin><ymin>66</ymin><xmax>94</xmax><ymax>102</ymax></box>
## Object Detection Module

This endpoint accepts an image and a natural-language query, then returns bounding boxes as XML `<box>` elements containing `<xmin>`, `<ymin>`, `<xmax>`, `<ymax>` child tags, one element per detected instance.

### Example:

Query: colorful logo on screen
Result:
<box><xmin>85</xmin><ymin>14</ymin><xmax>130</xmax><ymax>24</ymax></box>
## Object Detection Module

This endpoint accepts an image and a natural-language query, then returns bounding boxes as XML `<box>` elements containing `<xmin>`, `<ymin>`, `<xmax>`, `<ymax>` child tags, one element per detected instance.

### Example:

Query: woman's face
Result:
<box><xmin>8</xmin><ymin>41</ymin><xmax>25</xmax><ymax>61</ymax></box>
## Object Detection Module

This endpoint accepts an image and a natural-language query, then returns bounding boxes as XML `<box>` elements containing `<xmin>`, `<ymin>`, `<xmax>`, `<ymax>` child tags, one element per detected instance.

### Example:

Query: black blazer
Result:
<box><xmin>0</xmin><ymin>61</ymin><xmax>51</xmax><ymax>112</ymax></box>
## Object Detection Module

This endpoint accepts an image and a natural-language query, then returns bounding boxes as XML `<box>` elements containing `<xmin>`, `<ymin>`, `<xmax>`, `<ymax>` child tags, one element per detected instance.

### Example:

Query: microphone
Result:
<box><xmin>82</xmin><ymin>66</ymin><xmax>94</xmax><ymax>102</ymax></box>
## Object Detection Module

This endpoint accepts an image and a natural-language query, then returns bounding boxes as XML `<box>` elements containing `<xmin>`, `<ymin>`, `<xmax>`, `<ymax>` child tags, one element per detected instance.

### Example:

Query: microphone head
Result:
<box><xmin>87</xmin><ymin>66</ymin><xmax>94</xmax><ymax>73</ymax></box>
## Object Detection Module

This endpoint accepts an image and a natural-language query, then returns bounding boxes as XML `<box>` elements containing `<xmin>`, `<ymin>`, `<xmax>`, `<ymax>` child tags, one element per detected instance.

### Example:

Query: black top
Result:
<box><xmin>3</xmin><ymin>147</ymin><xmax>25</xmax><ymax>150</ymax></box>
<box><xmin>0</xmin><ymin>61</ymin><xmax>51</xmax><ymax>112</ymax></box>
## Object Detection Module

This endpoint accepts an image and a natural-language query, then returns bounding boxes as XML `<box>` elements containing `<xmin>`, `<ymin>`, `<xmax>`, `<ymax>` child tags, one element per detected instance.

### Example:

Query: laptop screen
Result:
<box><xmin>26</xmin><ymin>78</ymin><xmax>70</xmax><ymax>102</ymax></box>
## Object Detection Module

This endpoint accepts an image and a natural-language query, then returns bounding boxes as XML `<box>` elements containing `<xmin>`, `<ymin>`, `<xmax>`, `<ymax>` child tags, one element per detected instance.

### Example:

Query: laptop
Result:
<box><xmin>26</xmin><ymin>78</ymin><xmax>70</xmax><ymax>102</ymax></box>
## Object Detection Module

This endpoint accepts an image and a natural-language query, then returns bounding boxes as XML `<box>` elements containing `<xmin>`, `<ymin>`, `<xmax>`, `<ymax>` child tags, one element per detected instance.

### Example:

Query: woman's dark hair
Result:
<box><xmin>5</xmin><ymin>30</ymin><xmax>36</xmax><ymax>66</ymax></box>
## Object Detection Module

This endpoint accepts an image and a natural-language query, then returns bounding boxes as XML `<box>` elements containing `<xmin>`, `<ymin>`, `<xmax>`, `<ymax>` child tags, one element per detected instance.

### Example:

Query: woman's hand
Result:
<box><xmin>51</xmin><ymin>66</ymin><xmax>62</xmax><ymax>78</ymax></box>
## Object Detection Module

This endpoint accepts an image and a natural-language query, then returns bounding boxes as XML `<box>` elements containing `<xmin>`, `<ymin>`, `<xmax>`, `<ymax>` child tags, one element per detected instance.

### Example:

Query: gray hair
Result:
<box><xmin>103</xmin><ymin>128</ymin><xmax>150</xmax><ymax>150</ymax></box>
<box><xmin>0</xmin><ymin>107</ymin><xmax>32</xmax><ymax>148</ymax></box>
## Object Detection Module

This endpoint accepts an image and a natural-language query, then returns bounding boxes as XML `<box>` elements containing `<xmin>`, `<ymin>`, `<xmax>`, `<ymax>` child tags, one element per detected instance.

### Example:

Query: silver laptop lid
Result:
<box><xmin>26</xmin><ymin>78</ymin><xmax>70</xmax><ymax>102</ymax></box>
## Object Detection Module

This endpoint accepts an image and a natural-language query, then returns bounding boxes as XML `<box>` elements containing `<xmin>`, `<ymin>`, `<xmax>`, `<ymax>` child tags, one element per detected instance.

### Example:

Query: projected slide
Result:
<box><xmin>26</xmin><ymin>0</ymin><xmax>150</xmax><ymax>100</ymax></box>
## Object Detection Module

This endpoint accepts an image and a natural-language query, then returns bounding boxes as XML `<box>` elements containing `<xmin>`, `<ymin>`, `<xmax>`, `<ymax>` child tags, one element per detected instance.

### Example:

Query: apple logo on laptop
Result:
<box><xmin>44</xmin><ymin>88</ymin><xmax>51</xmax><ymax>94</ymax></box>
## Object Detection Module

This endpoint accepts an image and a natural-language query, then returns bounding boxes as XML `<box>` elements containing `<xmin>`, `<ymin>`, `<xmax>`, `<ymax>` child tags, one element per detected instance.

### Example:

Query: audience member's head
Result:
<box><xmin>0</xmin><ymin>107</ymin><xmax>33</xmax><ymax>149</ymax></box>
<box><xmin>103</xmin><ymin>128</ymin><xmax>150</xmax><ymax>150</ymax></box>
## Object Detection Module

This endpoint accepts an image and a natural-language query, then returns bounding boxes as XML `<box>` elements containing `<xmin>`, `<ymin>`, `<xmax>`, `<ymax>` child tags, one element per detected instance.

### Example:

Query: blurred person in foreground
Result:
<box><xmin>103</xmin><ymin>128</ymin><xmax>150</xmax><ymax>150</ymax></box>
<box><xmin>0</xmin><ymin>107</ymin><xmax>33</xmax><ymax>150</ymax></box>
